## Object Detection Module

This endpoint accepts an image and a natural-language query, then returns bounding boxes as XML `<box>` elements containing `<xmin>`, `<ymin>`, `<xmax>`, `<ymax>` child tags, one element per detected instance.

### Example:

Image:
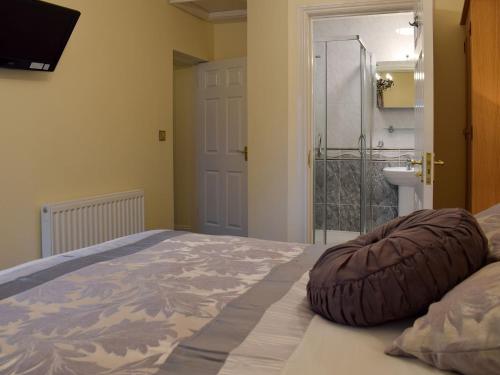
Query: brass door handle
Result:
<box><xmin>238</xmin><ymin>146</ymin><xmax>248</xmax><ymax>161</ymax></box>
<box><xmin>410</xmin><ymin>159</ymin><xmax>423</xmax><ymax>165</ymax></box>
<box><xmin>434</xmin><ymin>160</ymin><xmax>445</xmax><ymax>166</ymax></box>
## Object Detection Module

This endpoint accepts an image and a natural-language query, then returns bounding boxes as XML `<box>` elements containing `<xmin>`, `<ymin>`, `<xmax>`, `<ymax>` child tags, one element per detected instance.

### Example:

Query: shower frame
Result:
<box><xmin>313</xmin><ymin>35</ymin><xmax>374</xmax><ymax>244</ymax></box>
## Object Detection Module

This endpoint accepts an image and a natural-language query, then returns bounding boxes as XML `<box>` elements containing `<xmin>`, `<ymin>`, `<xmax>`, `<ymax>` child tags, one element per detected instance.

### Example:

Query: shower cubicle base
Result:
<box><xmin>314</xmin><ymin>230</ymin><xmax>360</xmax><ymax>245</ymax></box>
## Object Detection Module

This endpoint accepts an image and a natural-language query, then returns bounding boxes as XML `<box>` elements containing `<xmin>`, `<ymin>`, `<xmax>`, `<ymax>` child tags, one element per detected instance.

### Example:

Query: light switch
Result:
<box><xmin>159</xmin><ymin>130</ymin><xmax>166</xmax><ymax>142</ymax></box>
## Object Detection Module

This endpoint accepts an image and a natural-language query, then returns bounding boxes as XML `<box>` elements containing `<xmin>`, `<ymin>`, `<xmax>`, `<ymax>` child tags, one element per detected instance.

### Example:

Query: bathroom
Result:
<box><xmin>313</xmin><ymin>12</ymin><xmax>417</xmax><ymax>244</ymax></box>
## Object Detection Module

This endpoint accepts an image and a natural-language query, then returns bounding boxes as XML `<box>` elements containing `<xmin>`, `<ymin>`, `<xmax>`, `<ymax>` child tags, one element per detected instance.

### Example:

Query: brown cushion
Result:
<box><xmin>307</xmin><ymin>208</ymin><xmax>488</xmax><ymax>327</ymax></box>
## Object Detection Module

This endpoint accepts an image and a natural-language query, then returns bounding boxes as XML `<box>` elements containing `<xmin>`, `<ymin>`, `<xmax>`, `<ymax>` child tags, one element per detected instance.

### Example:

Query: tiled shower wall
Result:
<box><xmin>314</xmin><ymin>148</ymin><xmax>414</xmax><ymax>232</ymax></box>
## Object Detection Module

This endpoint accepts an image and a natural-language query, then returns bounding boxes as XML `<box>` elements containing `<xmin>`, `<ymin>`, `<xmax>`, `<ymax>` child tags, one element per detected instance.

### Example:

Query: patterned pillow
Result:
<box><xmin>386</xmin><ymin>261</ymin><xmax>500</xmax><ymax>375</ymax></box>
<box><xmin>475</xmin><ymin>204</ymin><xmax>500</xmax><ymax>262</ymax></box>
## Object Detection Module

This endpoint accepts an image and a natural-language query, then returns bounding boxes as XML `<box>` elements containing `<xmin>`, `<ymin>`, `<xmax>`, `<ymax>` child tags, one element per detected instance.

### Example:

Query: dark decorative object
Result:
<box><xmin>376</xmin><ymin>74</ymin><xmax>394</xmax><ymax>108</ymax></box>
<box><xmin>0</xmin><ymin>1</ymin><xmax>81</xmax><ymax>72</ymax></box>
<box><xmin>307</xmin><ymin>209</ymin><xmax>488</xmax><ymax>327</ymax></box>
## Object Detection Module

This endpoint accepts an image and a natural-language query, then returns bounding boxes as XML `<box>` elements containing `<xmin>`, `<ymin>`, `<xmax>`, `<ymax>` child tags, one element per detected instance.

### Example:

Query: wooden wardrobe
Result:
<box><xmin>462</xmin><ymin>0</ymin><xmax>500</xmax><ymax>213</ymax></box>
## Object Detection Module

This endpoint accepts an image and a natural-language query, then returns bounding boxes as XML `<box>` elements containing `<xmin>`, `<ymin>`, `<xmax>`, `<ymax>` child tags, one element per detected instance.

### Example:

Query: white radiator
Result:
<box><xmin>41</xmin><ymin>190</ymin><xmax>145</xmax><ymax>257</ymax></box>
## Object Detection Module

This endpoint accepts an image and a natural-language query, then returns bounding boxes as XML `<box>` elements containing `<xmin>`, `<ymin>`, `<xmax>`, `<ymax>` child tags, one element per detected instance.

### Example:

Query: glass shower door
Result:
<box><xmin>313</xmin><ymin>37</ymin><xmax>373</xmax><ymax>244</ymax></box>
<box><xmin>360</xmin><ymin>45</ymin><xmax>374</xmax><ymax>234</ymax></box>
<box><xmin>313</xmin><ymin>41</ymin><xmax>328</xmax><ymax>244</ymax></box>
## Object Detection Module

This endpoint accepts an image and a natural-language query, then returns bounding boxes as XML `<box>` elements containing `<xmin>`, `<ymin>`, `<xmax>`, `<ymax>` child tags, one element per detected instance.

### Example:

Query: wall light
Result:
<box><xmin>396</xmin><ymin>27</ymin><xmax>414</xmax><ymax>36</ymax></box>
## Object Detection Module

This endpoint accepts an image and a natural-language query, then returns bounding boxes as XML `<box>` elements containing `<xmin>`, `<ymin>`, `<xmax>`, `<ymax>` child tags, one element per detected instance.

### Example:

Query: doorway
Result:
<box><xmin>173</xmin><ymin>53</ymin><xmax>248</xmax><ymax>236</ymax></box>
<box><xmin>173</xmin><ymin>50</ymin><xmax>205</xmax><ymax>232</ymax></box>
<box><xmin>297</xmin><ymin>1</ymin><xmax>434</xmax><ymax>245</ymax></box>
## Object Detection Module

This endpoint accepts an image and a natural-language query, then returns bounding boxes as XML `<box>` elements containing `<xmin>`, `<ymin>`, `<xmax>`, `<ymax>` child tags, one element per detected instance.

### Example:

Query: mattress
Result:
<box><xmin>0</xmin><ymin>230</ymin><xmax>450</xmax><ymax>375</ymax></box>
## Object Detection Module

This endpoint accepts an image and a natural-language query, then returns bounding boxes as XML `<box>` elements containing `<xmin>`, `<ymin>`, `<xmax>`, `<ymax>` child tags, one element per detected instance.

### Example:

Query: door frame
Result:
<box><xmin>295</xmin><ymin>0</ymin><xmax>416</xmax><ymax>243</ymax></box>
<box><xmin>173</xmin><ymin>50</ymin><xmax>207</xmax><ymax>233</ymax></box>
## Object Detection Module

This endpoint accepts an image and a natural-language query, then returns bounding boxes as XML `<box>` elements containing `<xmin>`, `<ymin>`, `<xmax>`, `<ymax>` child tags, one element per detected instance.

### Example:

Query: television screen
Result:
<box><xmin>0</xmin><ymin>0</ymin><xmax>80</xmax><ymax>72</ymax></box>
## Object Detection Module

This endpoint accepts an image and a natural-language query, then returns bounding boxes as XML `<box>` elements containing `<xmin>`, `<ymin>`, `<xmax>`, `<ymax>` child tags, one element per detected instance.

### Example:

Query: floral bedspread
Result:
<box><xmin>0</xmin><ymin>231</ymin><xmax>306</xmax><ymax>375</ymax></box>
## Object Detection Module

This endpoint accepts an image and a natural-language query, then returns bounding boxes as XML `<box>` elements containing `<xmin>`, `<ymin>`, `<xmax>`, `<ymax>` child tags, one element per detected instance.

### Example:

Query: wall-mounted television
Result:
<box><xmin>0</xmin><ymin>0</ymin><xmax>80</xmax><ymax>72</ymax></box>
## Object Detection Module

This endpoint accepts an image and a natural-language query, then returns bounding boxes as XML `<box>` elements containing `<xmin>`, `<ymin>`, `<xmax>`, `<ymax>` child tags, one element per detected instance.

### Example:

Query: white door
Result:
<box><xmin>197</xmin><ymin>58</ymin><xmax>248</xmax><ymax>236</ymax></box>
<box><xmin>413</xmin><ymin>0</ymin><xmax>435</xmax><ymax>209</ymax></box>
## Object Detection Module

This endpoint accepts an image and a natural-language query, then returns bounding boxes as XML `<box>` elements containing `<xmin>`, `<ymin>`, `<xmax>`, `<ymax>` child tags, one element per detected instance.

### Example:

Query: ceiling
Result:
<box><xmin>170</xmin><ymin>0</ymin><xmax>247</xmax><ymax>22</ymax></box>
<box><xmin>194</xmin><ymin>0</ymin><xmax>247</xmax><ymax>13</ymax></box>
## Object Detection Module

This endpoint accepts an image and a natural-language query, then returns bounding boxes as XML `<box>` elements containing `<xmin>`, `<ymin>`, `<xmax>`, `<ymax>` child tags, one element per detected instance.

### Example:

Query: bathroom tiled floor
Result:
<box><xmin>314</xmin><ymin>230</ymin><xmax>360</xmax><ymax>245</ymax></box>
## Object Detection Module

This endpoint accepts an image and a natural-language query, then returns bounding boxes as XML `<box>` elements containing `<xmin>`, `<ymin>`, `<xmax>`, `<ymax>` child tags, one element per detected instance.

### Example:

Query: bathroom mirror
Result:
<box><xmin>376</xmin><ymin>60</ymin><xmax>416</xmax><ymax>109</ymax></box>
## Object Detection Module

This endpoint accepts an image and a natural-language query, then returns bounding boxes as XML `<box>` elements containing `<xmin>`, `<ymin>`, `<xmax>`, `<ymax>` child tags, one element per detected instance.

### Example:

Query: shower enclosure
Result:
<box><xmin>313</xmin><ymin>36</ymin><xmax>374</xmax><ymax>244</ymax></box>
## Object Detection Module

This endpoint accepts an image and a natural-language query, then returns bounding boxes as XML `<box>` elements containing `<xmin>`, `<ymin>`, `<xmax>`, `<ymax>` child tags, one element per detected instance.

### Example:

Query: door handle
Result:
<box><xmin>238</xmin><ymin>146</ymin><xmax>248</xmax><ymax>161</ymax></box>
<box><xmin>317</xmin><ymin>134</ymin><xmax>323</xmax><ymax>158</ymax></box>
<box><xmin>410</xmin><ymin>157</ymin><xmax>424</xmax><ymax>182</ymax></box>
<box><xmin>434</xmin><ymin>160</ymin><xmax>445</xmax><ymax>166</ymax></box>
<box><xmin>358</xmin><ymin>134</ymin><xmax>366</xmax><ymax>154</ymax></box>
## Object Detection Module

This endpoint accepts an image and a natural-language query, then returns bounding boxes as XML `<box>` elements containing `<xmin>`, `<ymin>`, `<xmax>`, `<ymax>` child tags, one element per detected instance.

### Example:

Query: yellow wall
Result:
<box><xmin>173</xmin><ymin>65</ymin><xmax>198</xmax><ymax>231</ymax></box>
<box><xmin>248</xmin><ymin>0</ymin><xmax>289</xmax><ymax>241</ymax></box>
<box><xmin>433</xmin><ymin>0</ymin><xmax>467</xmax><ymax>209</ymax></box>
<box><xmin>247</xmin><ymin>0</ymin><xmax>467</xmax><ymax>242</ymax></box>
<box><xmin>0</xmin><ymin>0</ymin><xmax>213</xmax><ymax>270</ymax></box>
<box><xmin>214</xmin><ymin>21</ymin><xmax>247</xmax><ymax>59</ymax></box>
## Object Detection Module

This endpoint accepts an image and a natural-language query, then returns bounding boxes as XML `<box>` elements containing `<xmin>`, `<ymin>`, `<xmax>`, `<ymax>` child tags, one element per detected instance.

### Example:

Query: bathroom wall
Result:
<box><xmin>314</xmin><ymin>149</ymin><xmax>412</xmax><ymax>231</ymax></box>
<box><xmin>313</xmin><ymin>12</ymin><xmax>416</xmax><ymax>151</ymax></box>
<box><xmin>314</xmin><ymin>13</ymin><xmax>415</xmax><ymax>61</ymax></box>
<box><xmin>373</xmin><ymin>109</ymin><xmax>415</xmax><ymax>149</ymax></box>
<box><xmin>313</xmin><ymin>13</ymin><xmax>416</xmax><ymax>232</ymax></box>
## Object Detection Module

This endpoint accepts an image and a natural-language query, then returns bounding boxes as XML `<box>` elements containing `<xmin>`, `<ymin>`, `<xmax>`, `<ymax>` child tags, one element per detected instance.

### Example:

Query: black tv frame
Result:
<box><xmin>0</xmin><ymin>0</ymin><xmax>81</xmax><ymax>72</ymax></box>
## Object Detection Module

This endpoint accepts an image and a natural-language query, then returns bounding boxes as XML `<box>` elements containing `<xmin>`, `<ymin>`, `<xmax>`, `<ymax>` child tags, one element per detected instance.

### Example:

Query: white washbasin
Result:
<box><xmin>382</xmin><ymin>167</ymin><xmax>418</xmax><ymax>216</ymax></box>
<box><xmin>383</xmin><ymin>167</ymin><xmax>418</xmax><ymax>187</ymax></box>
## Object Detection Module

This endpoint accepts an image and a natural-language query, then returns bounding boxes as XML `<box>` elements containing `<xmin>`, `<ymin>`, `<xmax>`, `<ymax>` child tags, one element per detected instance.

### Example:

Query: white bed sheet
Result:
<box><xmin>282</xmin><ymin>315</ymin><xmax>451</xmax><ymax>375</ymax></box>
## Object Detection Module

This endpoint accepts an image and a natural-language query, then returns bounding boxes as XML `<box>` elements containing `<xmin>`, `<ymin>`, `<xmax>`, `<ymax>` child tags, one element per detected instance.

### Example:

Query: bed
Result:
<box><xmin>0</xmin><ymin>225</ymin><xmax>471</xmax><ymax>374</ymax></box>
